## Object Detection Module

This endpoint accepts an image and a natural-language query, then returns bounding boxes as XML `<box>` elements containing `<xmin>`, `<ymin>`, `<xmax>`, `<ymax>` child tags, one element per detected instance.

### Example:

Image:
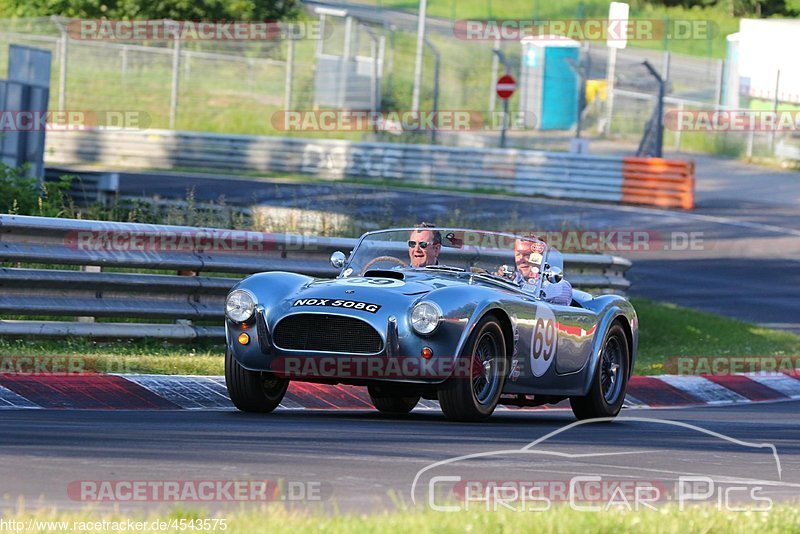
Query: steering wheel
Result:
<box><xmin>360</xmin><ymin>255</ymin><xmax>407</xmax><ymax>275</ymax></box>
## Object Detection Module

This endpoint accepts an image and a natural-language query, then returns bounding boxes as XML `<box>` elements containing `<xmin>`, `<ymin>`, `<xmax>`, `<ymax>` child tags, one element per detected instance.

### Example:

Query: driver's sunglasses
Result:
<box><xmin>408</xmin><ymin>240</ymin><xmax>430</xmax><ymax>249</ymax></box>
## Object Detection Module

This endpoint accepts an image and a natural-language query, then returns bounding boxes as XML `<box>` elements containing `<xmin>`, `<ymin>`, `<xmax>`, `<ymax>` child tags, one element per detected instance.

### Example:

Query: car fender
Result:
<box><xmin>225</xmin><ymin>271</ymin><xmax>312</xmax><ymax>359</ymax></box>
<box><xmin>452</xmin><ymin>298</ymin><xmax>514</xmax><ymax>369</ymax></box>
<box><xmin>579</xmin><ymin>297</ymin><xmax>638</xmax><ymax>396</ymax></box>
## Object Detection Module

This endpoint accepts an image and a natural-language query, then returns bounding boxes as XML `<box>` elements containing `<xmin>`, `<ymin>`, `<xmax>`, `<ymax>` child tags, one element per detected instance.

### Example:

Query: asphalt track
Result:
<box><xmin>115</xmin><ymin>167</ymin><xmax>800</xmax><ymax>332</ymax></box>
<box><xmin>18</xmin><ymin>157</ymin><xmax>795</xmax><ymax>514</ymax></box>
<box><xmin>1</xmin><ymin>401</ymin><xmax>799</xmax><ymax>512</ymax></box>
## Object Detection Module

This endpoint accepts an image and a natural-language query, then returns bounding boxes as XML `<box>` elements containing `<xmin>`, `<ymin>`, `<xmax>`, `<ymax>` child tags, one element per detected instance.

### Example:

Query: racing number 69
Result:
<box><xmin>532</xmin><ymin>317</ymin><xmax>556</xmax><ymax>362</ymax></box>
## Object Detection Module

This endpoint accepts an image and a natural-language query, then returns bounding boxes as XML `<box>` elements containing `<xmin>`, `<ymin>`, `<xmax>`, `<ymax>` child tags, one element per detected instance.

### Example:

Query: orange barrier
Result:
<box><xmin>621</xmin><ymin>157</ymin><xmax>695</xmax><ymax>210</ymax></box>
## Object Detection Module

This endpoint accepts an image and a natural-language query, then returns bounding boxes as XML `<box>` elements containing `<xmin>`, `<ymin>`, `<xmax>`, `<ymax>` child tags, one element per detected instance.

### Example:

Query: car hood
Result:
<box><xmin>267</xmin><ymin>271</ymin><xmax>468</xmax><ymax>319</ymax></box>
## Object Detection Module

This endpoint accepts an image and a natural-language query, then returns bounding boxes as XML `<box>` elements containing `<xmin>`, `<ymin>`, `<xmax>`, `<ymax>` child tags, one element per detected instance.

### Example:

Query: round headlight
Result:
<box><xmin>226</xmin><ymin>289</ymin><xmax>255</xmax><ymax>323</ymax></box>
<box><xmin>410</xmin><ymin>301</ymin><xmax>442</xmax><ymax>336</ymax></box>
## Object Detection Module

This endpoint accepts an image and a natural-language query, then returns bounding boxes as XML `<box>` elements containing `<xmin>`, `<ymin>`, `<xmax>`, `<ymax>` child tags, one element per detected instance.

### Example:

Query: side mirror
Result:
<box><xmin>330</xmin><ymin>251</ymin><xmax>346</xmax><ymax>269</ymax></box>
<box><xmin>543</xmin><ymin>263</ymin><xmax>563</xmax><ymax>284</ymax></box>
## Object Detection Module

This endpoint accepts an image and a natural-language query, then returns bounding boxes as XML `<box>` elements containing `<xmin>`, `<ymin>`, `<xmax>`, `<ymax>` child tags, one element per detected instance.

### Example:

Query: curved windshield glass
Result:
<box><xmin>341</xmin><ymin>228</ymin><xmax>547</xmax><ymax>294</ymax></box>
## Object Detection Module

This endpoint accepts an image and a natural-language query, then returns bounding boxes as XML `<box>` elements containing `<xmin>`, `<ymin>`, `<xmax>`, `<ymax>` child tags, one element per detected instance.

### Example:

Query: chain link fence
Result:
<box><xmin>0</xmin><ymin>14</ymin><xmax>795</xmax><ymax>161</ymax></box>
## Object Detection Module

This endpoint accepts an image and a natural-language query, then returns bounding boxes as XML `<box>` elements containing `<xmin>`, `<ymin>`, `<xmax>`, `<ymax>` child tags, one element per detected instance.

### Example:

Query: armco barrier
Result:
<box><xmin>0</xmin><ymin>215</ymin><xmax>632</xmax><ymax>340</ymax></box>
<box><xmin>622</xmin><ymin>157</ymin><xmax>695</xmax><ymax>210</ymax></box>
<box><xmin>44</xmin><ymin>129</ymin><xmax>694</xmax><ymax>209</ymax></box>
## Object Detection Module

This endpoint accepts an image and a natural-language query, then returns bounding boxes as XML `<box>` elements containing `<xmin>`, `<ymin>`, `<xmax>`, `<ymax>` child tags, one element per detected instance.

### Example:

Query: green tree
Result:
<box><xmin>0</xmin><ymin>0</ymin><xmax>298</xmax><ymax>20</ymax></box>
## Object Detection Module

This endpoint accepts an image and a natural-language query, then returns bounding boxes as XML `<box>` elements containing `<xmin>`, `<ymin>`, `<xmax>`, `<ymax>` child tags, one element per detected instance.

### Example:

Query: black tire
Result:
<box><xmin>225</xmin><ymin>348</ymin><xmax>288</xmax><ymax>413</ymax></box>
<box><xmin>570</xmin><ymin>323</ymin><xmax>630</xmax><ymax>420</ymax></box>
<box><xmin>367</xmin><ymin>385</ymin><xmax>420</xmax><ymax>415</ymax></box>
<box><xmin>438</xmin><ymin>315</ymin><xmax>508</xmax><ymax>422</ymax></box>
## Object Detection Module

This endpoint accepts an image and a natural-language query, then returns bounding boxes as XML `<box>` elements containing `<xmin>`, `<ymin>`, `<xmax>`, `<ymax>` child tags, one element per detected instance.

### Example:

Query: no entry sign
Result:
<box><xmin>496</xmin><ymin>74</ymin><xmax>516</xmax><ymax>99</ymax></box>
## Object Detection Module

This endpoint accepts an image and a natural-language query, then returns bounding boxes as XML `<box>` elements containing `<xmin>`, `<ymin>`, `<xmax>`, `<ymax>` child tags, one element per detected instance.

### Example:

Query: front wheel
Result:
<box><xmin>367</xmin><ymin>385</ymin><xmax>420</xmax><ymax>415</ymax></box>
<box><xmin>569</xmin><ymin>323</ymin><xmax>629</xmax><ymax>420</ymax></box>
<box><xmin>225</xmin><ymin>348</ymin><xmax>288</xmax><ymax>413</ymax></box>
<box><xmin>438</xmin><ymin>315</ymin><xmax>507</xmax><ymax>422</ymax></box>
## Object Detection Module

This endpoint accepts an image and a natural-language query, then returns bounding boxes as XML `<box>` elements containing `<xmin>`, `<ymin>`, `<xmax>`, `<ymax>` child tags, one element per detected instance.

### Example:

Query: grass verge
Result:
<box><xmin>2</xmin><ymin>503</ymin><xmax>799</xmax><ymax>533</ymax></box>
<box><xmin>632</xmin><ymin>298</ymin><xmax>800</xmax><ymax>375</ymax></box>
<box><xmin>1</xmin><ymin>299</ymin><xmax>798</xmax><ymax>377</ymax></box>
<box><xmin>0</xmin><ymin>338</ymin><xmax>225</xmax><ymax>375</ymax></box>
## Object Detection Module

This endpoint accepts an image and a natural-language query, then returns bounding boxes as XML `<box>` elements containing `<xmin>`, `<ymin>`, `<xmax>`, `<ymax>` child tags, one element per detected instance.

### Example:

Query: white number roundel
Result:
<box><xmin>334</xmin><ymin>277</ymin><xmax>405</xmax><ymax>288</ymax></box>
<box><xmin>530</xmin><ymin>305</ymin><xmax>558</xmax><ymax>377</ymax></box>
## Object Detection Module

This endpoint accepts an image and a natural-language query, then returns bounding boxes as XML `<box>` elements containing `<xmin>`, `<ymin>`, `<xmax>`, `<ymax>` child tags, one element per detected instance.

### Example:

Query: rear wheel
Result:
<box><xmin>569</xmin><ymin>323</ymin><xmax>629</xmax><ymax>420</ymax></box>
<box><xmin>438</xmin><ymin>316</ymin><xmax>507</xmax><ymax>422</ymax></box>
<box><xmin>367</xmin><ymin>385</ymin><xmax>420</xmax><ymax>415</ymax></box>
<box><xmin>225</xmin><ymin>348</ymin><xmax>288</xmax><ymax>413</ymax></box>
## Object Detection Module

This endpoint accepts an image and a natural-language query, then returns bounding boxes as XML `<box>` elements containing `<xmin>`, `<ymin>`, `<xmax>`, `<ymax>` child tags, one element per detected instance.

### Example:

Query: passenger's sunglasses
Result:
<box><xmin>408</xmin><ymin>240</ymin><xmax>431</xmax><ymax>249</ymax></box>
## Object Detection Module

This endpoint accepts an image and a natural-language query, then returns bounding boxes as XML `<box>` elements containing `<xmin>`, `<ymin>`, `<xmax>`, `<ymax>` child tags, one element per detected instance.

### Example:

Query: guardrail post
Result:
<box><xmin>77</xmin><ymin>265</ymin><xmax>101</xmax><ymax>323</ymax></box>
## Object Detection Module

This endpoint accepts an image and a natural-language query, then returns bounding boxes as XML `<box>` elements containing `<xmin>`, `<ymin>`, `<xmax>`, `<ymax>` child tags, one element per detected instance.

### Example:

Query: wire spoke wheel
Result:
<box><xmin>438</xmin><ymin>316</ymin><xmax>508</xmax><ymax>422</ymax></box>
<box><xmin>472</xmin><ymin>332</ymin><xmax>501</xmax><ymax>405</ymax></box>
<box><xmin>569</xmin><ymin>323</ymin><xmax>630</xmax><ymax>421</ymax></box>
<box><xmin>600</xmin><ymin>336</ymin><xmax>624</xmax><ymax>404</ymax></box>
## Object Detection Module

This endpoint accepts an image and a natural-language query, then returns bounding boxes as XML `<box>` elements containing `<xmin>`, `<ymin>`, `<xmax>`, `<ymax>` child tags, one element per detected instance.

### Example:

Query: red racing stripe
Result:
<box><xmin>627</xmin><ymin>376</ymin><xmax>703</xmax><ymax>407</ymax></box>
<box><xmin>0</xmin><ymin>374</ymin><xmax>180</xmax><ymax>410</ymax></box>
<box><xmin>285</xmin><ymin>382</ymin><xmax>341</xmax><ymax>409</ymax></box>
<box><xmin>703</xmin><ymin>375</ymin><xmax>788</xmax><ymax>402</ymax></box>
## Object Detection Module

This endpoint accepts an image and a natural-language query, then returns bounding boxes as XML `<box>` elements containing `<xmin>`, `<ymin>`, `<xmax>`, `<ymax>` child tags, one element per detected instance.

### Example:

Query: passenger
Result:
<box><xmin>513</xmin><ymin>238</ymin><xmax>573</xmax><ymax>306</ymax></box>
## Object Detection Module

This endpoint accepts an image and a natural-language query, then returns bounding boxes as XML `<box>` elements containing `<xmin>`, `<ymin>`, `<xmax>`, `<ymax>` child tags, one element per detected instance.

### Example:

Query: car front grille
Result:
<box><xmin>273</xmin><ymin>313</ymin><xmax>384</xmax><ymax>354</ymax></box>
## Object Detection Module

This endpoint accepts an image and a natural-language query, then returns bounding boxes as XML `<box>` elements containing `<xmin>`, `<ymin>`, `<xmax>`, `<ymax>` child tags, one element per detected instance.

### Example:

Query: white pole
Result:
<box><xmin>339</xmin><ymin>16</ymin><xmax>353</xmax><ymax>108</ymax></box>
<box><xmin>488</xmin><ymin>37</ymin><xmax>499</xmax><ymax>115</ymax></box>
<box><xmin>284</xmin><ymin>38</ymin><xmax>295</xmax><ymax>111</ymax></box>
<box><xmin>411</xmin><ymin>0</ymin><xmax>427</xmax><ymax>112</ymax></box>
<box><xmin>58</xmin><ymin>30</ymin><xmax>68</xmax><ymax>110</ymax></box>
<box><xmin>604</xmin><ymin>47</ymin><xmax>616</xmax><ymax>135</ymax></box>
<box><xmin>169</xmin><ymin>30</ymin><xmax>181</xmax><ymax>130</ymax></box>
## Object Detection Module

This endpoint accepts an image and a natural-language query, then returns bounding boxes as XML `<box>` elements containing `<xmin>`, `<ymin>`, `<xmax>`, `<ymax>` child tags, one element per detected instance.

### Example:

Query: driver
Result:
<box><xmin>408</xmin><ymin>223</ymin><xmax>442</xmax><ymax>267</ymax></box>
<box><xmin>513</xmin><ymin>238</ymin><xmax>573</xmax><ymax>306</ymax></box>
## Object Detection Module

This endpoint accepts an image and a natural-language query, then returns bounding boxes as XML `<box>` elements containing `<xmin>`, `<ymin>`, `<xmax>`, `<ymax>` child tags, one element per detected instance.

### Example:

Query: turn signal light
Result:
<box><xmin>237</xmin><ymin>333</ymin><xmax>250</xmax><ymax>345</ymax></box>
<box><xmin>421</xmin><ymin>347</ymin><xmax>433</xmax><ymax>359</ymax></box>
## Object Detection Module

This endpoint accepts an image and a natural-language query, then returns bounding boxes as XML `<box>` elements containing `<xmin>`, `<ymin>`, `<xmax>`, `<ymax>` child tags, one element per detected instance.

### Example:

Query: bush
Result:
<box><xmin>0</xmin><ymin>164</ymin><xmax>75</xmax><ymax>217</ymax></box>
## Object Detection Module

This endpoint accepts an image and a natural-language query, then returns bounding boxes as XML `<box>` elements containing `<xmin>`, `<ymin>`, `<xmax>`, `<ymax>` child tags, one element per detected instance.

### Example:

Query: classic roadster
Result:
<box><xmin>224</xmin><ymin>228</ymin><xmax>637</xmax><ymax>422</ymax></box>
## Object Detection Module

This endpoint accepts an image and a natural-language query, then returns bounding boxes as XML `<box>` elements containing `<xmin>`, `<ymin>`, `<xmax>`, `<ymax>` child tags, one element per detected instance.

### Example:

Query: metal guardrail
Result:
<box><xmin>44</xmin><ymin>128</ymin><xmax>694</xmax><ymax>208</ymax></box>
<box><xmin>0</xmin><ymin>215</ymin><xmax>632</xmax><ymax>340</ymax></box>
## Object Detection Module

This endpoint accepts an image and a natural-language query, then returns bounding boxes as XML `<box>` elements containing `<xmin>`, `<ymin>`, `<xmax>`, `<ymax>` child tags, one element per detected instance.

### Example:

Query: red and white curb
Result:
<box><xmin>0</xmin><ymin>372</ymin><xmax>798</xmax><ymax>411</ymax></box>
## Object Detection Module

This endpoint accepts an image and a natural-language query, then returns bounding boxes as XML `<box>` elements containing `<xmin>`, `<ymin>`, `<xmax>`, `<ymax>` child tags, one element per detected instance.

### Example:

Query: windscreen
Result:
<box><xmin>342</xmin><ymin>229</ymin><xmax>547</xmax><ymax>294</ymax></box>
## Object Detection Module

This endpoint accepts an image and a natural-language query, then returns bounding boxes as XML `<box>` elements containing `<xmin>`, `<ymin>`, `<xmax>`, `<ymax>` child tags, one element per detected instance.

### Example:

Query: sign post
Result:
<box><xmin>496</xmin><ymin>73</ymin><xmax>516</xmax><ymax>148</ymax></box>
<box><xmin>605</xmin><ymin>2</ymin><xmax>629</xmax><ymax>134</ymax></box>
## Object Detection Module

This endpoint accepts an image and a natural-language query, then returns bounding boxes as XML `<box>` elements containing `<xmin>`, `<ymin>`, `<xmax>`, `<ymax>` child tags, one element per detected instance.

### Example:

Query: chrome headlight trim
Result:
<box><xmin>225</xmin><ymin>289</ymin><xmax>256</xmax><ymax>323</ymax></box>
<box><xmin>410</xmin><ymin>301</ymin><xmax>443</xmax><ymax>336</ymax></box>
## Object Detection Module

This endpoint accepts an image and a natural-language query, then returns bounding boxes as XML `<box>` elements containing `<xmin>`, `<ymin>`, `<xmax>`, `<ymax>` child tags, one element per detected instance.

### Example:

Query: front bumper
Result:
<box><xmin>226</xmin><ymin>308</ymin><xmax>464</xmax><ymax>385</ymax></box>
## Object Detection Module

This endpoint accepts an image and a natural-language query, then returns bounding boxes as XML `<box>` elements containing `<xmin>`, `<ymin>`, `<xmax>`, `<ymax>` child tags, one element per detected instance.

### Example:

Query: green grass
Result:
<box><xmin>3</xmin><ymin>503</ymin><xmax>799</xmax><ymax>533</ymax></box>
<box><xmin>2</xmin><ymin>299</ymin><xmax>798</xmax><ymax>377</ymax></box>
<box><xmin>0</xmin><ymin>338</ymin><xmax>224</xmax><ymax>375</ymax></box>
<box><xmin>632</xmin><ymin>298</ymin><xmax>800</xmax><ymax>375</ymax></box>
